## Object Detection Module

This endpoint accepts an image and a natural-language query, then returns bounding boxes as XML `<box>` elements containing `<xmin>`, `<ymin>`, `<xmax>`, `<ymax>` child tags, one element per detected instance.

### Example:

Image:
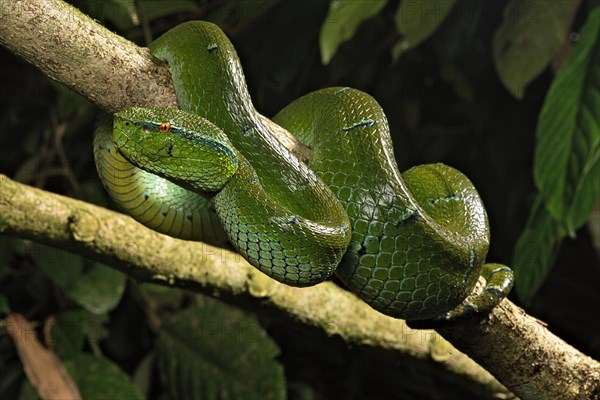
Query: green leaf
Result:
<box><xmin>493</xmin><ymin>0</ymin><xmax>574</xmax><ymax>99</ymax></box>
<box><xmin>83</xmin><ymin>312</ymin><xmax>110</xmax><ymax>348</ymax></box>
<box><xmin>29</xmin><ymin>243</ymin><xmax>125</xmax><ymax>314</ymax></box>
<box><xmin>30</xmin><ymin>243</ymin><xmax>84</xmax><ymax>289</ymax></box>
<box><xmin>64</xmin><ymin>354</ymin><xmax>144</xmax><ymax>400</ymax></box>
<box><xmin>66</xmin><ymin>262</ymin><xmax>126</xmax><ymax>314</ymax></box>
<box><xmin>50</xmin><ymin>309</ymin><xmax>87</xmax><ymax>360</ymax></box>
<box><xmin>157</xmin><ymin>296</ymin><xmax>285</xmax><ymax>400</ymax></box>
<box><xmin>13</xmin><ymin>154</ymin><xmax>44</xmax><ymax>184</ymax></box>
<box><xmin>319</xmin><ymin>0</ymin><xmax>388</xmax><ymax>64</ymax></box>
<box><xmin>29</xmin><ymin>241</ymin><xmax>125</xmax><ymax>314</ymax></box>
<box><xmin>392</xmin><ymin>0</ymin><xmax>456</xmax><ymax>60</ymax></box>
<box><xmin>132</xmin><ymin>353</ymin><xmax>155</xmax><ymax>398</ymax></box>
<box><xmin>534</xmin><ymin>8</ymin><xmax>600</xmax><ymax>233</ymax></box>
<box><xmin>512</xmin><ymin>198</ymin><xmax>566</xmax><ymax>304</ymax></box>
<box><xmin>89</xmin><ymin>0</ymin><xmax>139</xmax><ymax>30</ymax></box>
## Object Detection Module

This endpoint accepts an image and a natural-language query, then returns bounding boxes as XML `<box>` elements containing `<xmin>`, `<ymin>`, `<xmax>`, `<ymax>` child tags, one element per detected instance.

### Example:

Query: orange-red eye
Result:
<box><xmin>159</xmin><ymin>122</ymin><xmax>171</xmax><ymax>133</ymax></box>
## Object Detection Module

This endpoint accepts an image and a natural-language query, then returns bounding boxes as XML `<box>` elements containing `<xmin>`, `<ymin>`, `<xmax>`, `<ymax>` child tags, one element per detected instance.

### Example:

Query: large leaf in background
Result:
<box><xmin>512</xmin><ymin>198</ymin><xmax>566</xmax><ymax>304</ymax></box>
<box><xmin>66</xmin><ymin>262</ymin><xmax>126</xmax><ymax>314</ymax></box>
<box><xmin>514</xmin><ymin>9</ymin><xmax>600</xmax><ymax>303</ymax></box>
<box><xmin>88</xmin><ymin>0</ymin><xmax>139</xmax><ymax>30</ymax></box>
<box><xmin>157</xmin><ymin>296</ymin><xmax>285</xmax><ymax>400</ymax></box>
<box><xmin>65</xmin><ymin>354</ymin><xmax>144</xmax><ymax>400</ymax></box>
<box><xmin>319</xmin><ymin>0</ymin><xmax>387</xmax><ymax>64</ymax></box>
<box><xmin>31</xmin><ymin>243</ymin><xmax>126</xmax><ymax>314</ymax></box>
<box><xmin>534</xmin><ymin>8</ymin><xmax>600</xmax><ymax>234</ymax></box>
<box><xmin>30</xmin><ymin>243</ymin><xmax>84</xmax><ymax>289</ymax></box>
<box><xmin>51</xmin><ymin>309</ymin><xmax>87</xmax><ymax>361</ymax></box>
<box><xmin>392</xmin><ymin>0</ymin><xmax>456</xmax><ymax>60</ymax></box>
<box><xmin>493</xmin><ymin>0</ymin><xmax>574</xmax><ymax>99</ymax></box>
<box><xmin>13</xmin><ymin>344</ymin><xmax>144</xmax><ymax>400</ymax></box>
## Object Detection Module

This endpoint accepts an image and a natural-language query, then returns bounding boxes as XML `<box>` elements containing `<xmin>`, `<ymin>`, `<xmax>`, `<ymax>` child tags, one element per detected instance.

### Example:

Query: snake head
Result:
<box><xmin>113</xmin><ymin>107</ymin><xmax>238</xmax><ymax>192</ymax></box>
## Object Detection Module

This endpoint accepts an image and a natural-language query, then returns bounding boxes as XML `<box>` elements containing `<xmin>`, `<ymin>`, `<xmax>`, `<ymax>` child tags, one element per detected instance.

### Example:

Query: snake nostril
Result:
<box><xmin>207</xmin><ymin>43</ymin><xmax>219</xmax><ymax>54</ymax></box>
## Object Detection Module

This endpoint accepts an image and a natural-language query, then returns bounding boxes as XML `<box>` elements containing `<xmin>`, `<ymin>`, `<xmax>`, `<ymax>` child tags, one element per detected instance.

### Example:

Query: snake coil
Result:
<box><xmin>94</xmin><ymin>21</ymin><xmax>513</xmax><ymax>321</ymax></box>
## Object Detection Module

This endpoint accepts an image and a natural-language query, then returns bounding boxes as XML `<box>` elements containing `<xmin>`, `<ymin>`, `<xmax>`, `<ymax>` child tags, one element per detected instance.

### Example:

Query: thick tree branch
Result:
<box><xmin>1</xmin><ymin>1</ymin><xmax>600</xmax><ymax>399</ymax></box>
<box><xmin>0</xmin><ymin>0</ymin><xmax>175</xmax><ymax>113</ymax></box>
<box><xmin>0</xmin><ymin>175</ymin><xmax>508</xmax><ymax>396</ymax></box>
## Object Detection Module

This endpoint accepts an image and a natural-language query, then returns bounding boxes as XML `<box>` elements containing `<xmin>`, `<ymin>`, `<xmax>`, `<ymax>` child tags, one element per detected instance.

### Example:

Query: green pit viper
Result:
<box><xmin>94</xmin><ymin>21</ymin><xmax>513</xmax><ymax>321</ymax></box>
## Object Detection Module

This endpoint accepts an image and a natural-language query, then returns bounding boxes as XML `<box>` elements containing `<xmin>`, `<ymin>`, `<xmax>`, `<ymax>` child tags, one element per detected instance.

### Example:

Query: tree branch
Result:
<box><xmin>1</xmin><ymin>1</ymin><xmax>599</xmax><ymax>399</ymax></box>
<box><xmin>0</xmin><ymin>174</ymin><xmax>508</xmax><ymax>396</ymax></box>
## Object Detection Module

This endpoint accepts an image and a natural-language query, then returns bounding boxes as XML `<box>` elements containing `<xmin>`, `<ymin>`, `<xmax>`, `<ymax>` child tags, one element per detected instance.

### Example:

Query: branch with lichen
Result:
<box><xmin>0</xmin><ymin>174</ymin><xmax>507</xmax><ymax>394</ymax></box>
<box><xmin>1</xmin><ymin>0</ymin><xmax>599</xmax><ymax>399</ymax></box>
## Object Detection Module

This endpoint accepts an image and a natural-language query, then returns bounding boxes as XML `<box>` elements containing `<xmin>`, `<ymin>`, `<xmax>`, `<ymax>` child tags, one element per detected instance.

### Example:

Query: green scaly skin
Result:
<box><xmin>94</xmin><ymin>21</ymin><xmax>513</xmax><ymax>321</ymax></box>
<box><xmin>94</xmin><ymin>113</ymin><xmax>229</xmax><ymax>243</ymax></box>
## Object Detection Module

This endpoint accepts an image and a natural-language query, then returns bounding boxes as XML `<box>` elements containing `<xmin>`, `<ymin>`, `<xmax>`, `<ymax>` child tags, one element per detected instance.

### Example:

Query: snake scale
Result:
<box><xmin>94</xmin><ymin>21</ymin><xmax>513</xmax><ymax>321</ymax></box>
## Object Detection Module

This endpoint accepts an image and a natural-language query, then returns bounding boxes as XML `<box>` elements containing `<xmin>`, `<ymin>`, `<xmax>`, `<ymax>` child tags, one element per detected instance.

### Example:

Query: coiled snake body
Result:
<box><xmin>94</xmin><ymin>22</ymin><xmax>513</xmax><ymax>321</ymax></box>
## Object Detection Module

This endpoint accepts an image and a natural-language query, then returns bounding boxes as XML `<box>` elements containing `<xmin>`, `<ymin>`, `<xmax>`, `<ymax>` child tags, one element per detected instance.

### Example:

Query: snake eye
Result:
<box><xmin>159</xmin><ymin>122</ymin><xmax>171</xmax><ymax>133</ymax></box>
